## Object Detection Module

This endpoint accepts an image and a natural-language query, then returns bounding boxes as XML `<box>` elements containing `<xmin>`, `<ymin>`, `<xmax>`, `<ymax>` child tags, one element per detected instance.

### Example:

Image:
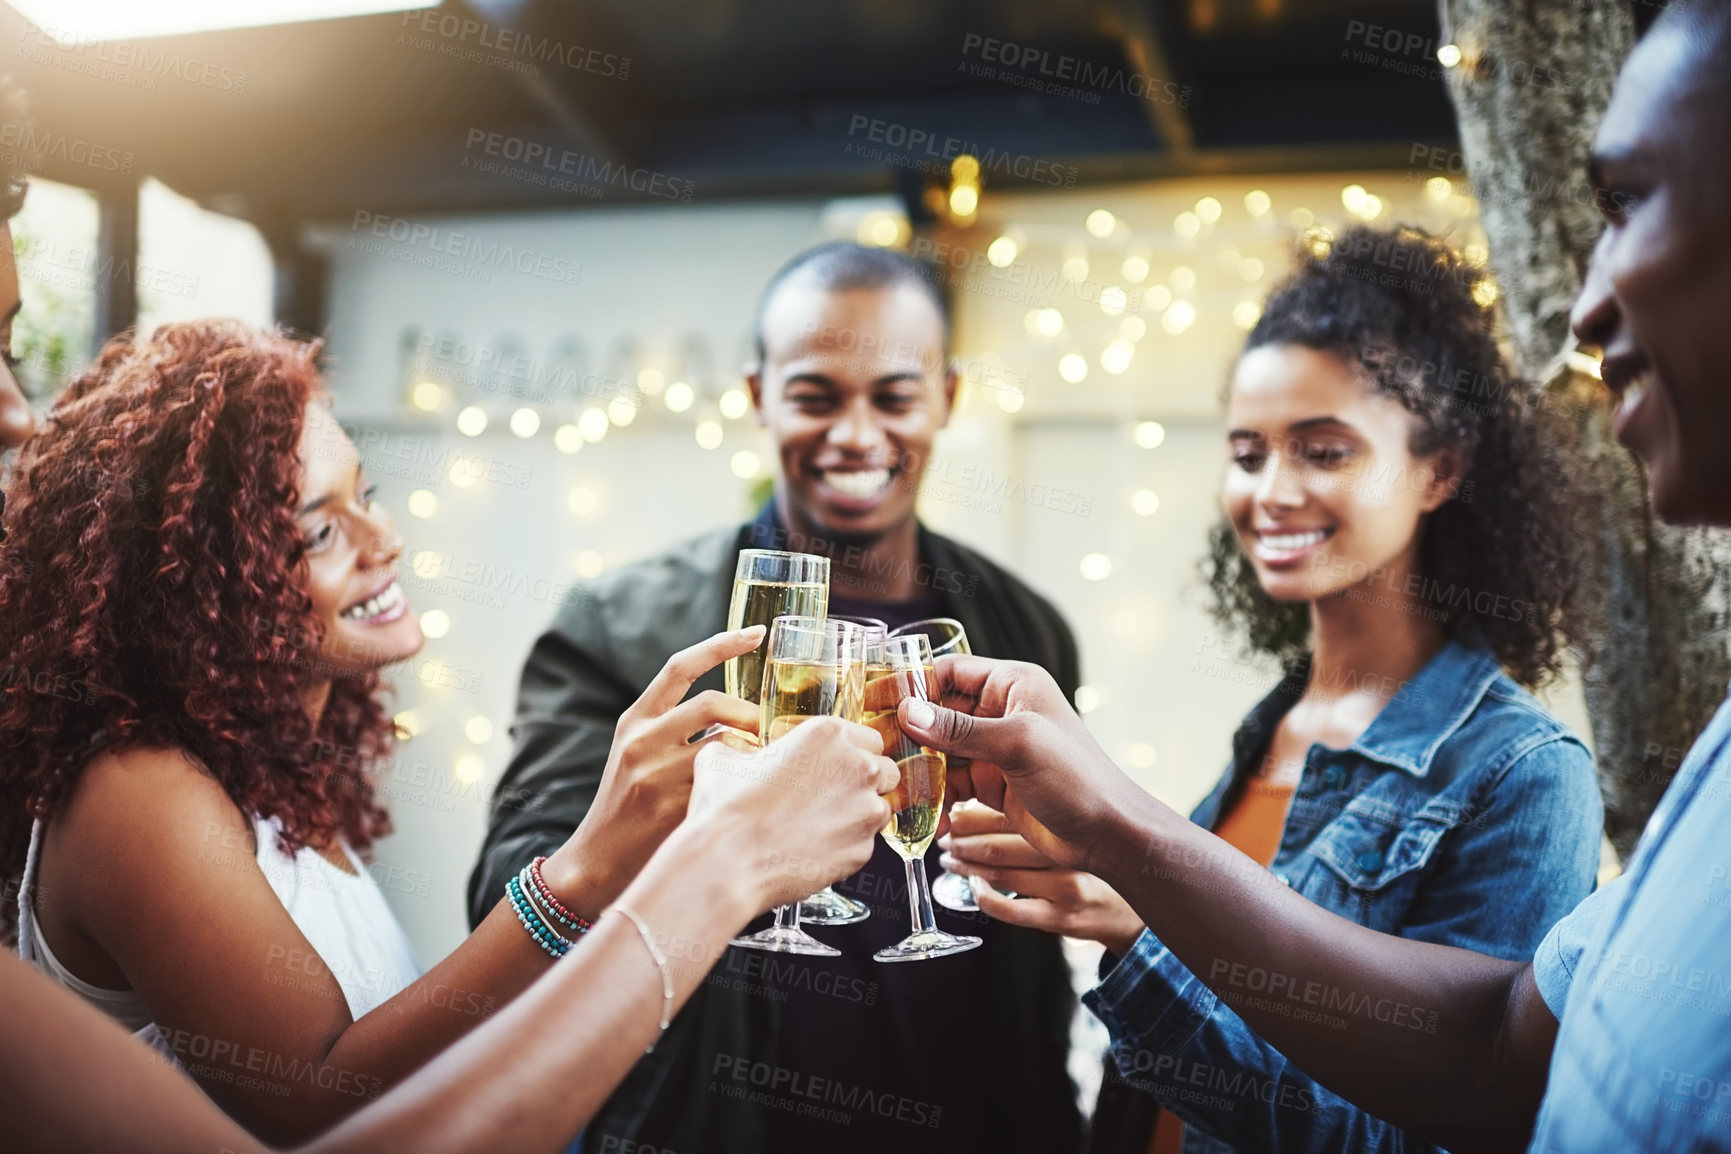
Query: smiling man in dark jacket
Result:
<box><xmin>469</xmin><ymin>242</ymin><xmax>1083</xmax><ymax>1154</ymax></box>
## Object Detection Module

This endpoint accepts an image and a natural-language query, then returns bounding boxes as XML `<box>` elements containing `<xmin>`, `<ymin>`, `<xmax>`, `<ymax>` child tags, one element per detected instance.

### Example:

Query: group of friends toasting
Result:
<box><xmin>2</xmin><ymin>3</ymin><xmax>1729</xmax><ymax>1151</ymax></box>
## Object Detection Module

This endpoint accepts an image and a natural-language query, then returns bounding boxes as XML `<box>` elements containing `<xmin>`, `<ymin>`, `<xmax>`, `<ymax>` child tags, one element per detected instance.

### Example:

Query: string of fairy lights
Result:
<box><xmin>389</xmin><ymin>159</ymin><xmax>1487</xmax><ymax>789</ymax></box>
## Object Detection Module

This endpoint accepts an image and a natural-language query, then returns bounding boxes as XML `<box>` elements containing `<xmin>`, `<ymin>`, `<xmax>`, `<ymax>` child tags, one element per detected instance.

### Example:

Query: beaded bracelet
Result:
<box><xmin>506</xmin><ymin>874</ymin><xmax>572</xmax><ymax>959</ymax></box>
<box><xmin>517</xmin><ymin>879</ymin><xmax>564</xmax><ymax>940</ymax></box>
<box><xmin>522</xmin><ymin>875</ymin><xmax>590</xmax><ymax>950</ymax></box>
<box><xmin>527</xmin><ymin>857</ymin><xmax>593</xmax><ymax>935</ymax></box>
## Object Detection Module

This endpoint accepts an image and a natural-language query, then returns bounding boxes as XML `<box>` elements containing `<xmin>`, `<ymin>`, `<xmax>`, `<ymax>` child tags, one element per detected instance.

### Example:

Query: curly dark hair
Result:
<box><xmin>1202</xmin><ymin>224</ymin><xmax>1592</xmax><ymax>688</ymax></box>
<box><xmin>0</xmin><ymin>321</ymin><xmax>393</xmax><ymax>924</ymax></box>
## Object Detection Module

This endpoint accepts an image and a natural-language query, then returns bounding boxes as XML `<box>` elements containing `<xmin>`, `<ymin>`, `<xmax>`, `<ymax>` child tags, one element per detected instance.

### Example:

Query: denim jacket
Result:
<box><xmin>1083</xmin><ymin>639</ymin><xmax>1603</xmax><ymax>1154</ymax></box>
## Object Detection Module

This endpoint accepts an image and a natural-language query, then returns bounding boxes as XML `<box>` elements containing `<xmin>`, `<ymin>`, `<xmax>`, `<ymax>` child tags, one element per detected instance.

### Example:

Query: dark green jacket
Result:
<box><xmin>468</xmin><ymin>508</ymin><xmax>1084</xmax><ymax>1154</ymax></box>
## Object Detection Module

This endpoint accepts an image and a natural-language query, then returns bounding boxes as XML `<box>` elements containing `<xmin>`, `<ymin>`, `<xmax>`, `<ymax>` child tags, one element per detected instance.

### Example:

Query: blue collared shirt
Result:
<box><xmin>1084</xmin><ymin>639</ymin><xmax>1603</xmax><ymax>1153</ymax></box>
<box><xmin>1527</xmin><ymin>690</ymin><xmax>1731</xmax><ymax>1153</ymax></box>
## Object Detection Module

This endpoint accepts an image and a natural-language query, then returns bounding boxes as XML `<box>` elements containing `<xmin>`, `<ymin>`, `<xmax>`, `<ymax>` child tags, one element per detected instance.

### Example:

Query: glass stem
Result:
<box><xmin>773</xmin><ymin>902</ymin><xmax>801</xmax><ymax>932</ymax></box>
<box><xmin>905</xmin><ymin>856</ymin><xmax>938</xmax><ymax>936</ymax></box>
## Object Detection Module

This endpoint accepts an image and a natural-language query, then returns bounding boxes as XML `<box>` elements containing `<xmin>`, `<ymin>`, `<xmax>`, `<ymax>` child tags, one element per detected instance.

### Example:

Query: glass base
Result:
<box><xmin>730</xmin><ymin>925</ymin><xmax>840</xmax><ymax>956</ymax></box>
<box><xmin>799</xmin><ymin>885</ymin><xmax>871</xmax><ymax>925</ymax></box>
<box><xmin>874</xmin><ymin>929</ymin><xmax>982</xmax><ymax>963</ymax></box>
<box><xmin>931</xmin><ymin>870</ymin><xmax>979</xmax><ymax>913</ymax></box>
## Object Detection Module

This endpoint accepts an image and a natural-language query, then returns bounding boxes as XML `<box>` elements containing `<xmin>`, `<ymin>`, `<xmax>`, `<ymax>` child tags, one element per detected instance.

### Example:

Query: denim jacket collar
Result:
<box><xmin>1347</xmin><ymin>638</ymin><xmax>1504</xmax><ymax>776</ymax></box>
<box><xmin>1228</xmin><ymin>637</ymin><xmax>1503</xmax><ymax>784</ymax></box>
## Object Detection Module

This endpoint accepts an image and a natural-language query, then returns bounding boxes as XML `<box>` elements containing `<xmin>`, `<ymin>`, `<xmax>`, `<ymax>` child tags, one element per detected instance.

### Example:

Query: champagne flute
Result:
<box><xmin>799</xmin><ymin>615</ymin><xmax>886</xmax><ymax>926</ymax></box>
<box><xmin>697</xmin><ymin>550</ymin><xmax>830</xmax><ymax>750</ymax></box>
<box><xmin>866</xmin><ymin>634</ymin><xmax>981</xmax><ymax>962</ymax></box>
<box><xmin>725</xmin><ymin>550</ymin><xmax>831</xmax><ymax>705</ymax></box>
<box><xmin>889</xmin><ymin>618</ymin><xmax>981</xmax><ymax>912</ymax></box>
<box><xmin>830</xmin><ymin>614</ymin><xmax>889</xmax><ymax>636</ymax></box>
<box><xmin>730</xmin><ymin>616</ymin><xmax>866</xmax><ymax>955</ymax></box>
<box><xmin>889</xmin><ymin>617</ymin><xmax>969</xmax><ymax>660</ymax></box>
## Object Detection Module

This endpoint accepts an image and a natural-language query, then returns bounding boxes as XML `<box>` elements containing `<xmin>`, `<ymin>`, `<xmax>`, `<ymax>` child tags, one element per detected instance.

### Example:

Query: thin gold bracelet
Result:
<box><xmin>610</xmin><ymin>903</ymin><xmax>673</xmax><ymax>1052</ymax></box>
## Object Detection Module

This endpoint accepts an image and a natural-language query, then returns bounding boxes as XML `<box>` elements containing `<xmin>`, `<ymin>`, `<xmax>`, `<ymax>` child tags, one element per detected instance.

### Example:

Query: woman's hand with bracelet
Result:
<box><xmin>542</xmin><ymin>627</ymin><xmax>767</xmax><ymax>917</ymax></box>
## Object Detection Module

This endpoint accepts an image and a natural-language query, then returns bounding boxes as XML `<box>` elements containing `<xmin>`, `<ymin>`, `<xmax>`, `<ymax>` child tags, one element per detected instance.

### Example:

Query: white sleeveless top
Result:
<box><xmin>17</xmin><ymin>815</ymin><xmax>422</xmax><ymax>1058</ymax></box>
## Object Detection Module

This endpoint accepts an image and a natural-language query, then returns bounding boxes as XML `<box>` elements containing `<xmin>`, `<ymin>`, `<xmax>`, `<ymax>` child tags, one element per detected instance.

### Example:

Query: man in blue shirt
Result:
<box><xmin>894</xmin><ymin>2</ymin><xmax>1731</xmax><ymax>1150</ymax></box>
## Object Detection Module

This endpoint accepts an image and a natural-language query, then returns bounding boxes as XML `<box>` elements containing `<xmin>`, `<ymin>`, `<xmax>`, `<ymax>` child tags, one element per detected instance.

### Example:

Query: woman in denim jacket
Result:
<box><xmin>943</xmin><ymin>225</ymin><xmax>1604</xmax><ymax>1154</ymax></box>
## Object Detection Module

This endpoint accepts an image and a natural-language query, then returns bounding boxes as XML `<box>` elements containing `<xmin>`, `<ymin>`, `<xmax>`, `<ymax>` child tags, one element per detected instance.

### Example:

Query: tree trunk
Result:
<box><xmin>1440</xmin><ymin>0</ymin><xmax>1731</xmax><ymax>857</ymax></box>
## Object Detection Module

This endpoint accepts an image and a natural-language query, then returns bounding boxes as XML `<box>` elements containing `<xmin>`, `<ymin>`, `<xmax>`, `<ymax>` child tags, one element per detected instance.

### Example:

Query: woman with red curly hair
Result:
<box><xmin>0</xmin><ymin>320</ymin><xmax>779</xmax><ymax>1145</ymax></box>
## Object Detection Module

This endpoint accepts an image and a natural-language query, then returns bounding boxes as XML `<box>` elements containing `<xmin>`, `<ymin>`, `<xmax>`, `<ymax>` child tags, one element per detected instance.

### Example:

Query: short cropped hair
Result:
<box><xmin>753</xmin><ymin>241</ymin><xmax>951</xmax><ymax>362</ymax></box>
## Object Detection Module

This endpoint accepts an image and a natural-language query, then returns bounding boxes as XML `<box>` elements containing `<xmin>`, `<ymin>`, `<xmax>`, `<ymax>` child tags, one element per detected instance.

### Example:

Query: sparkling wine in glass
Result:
<box><xmin>865</xmin><ymin>634</ymin><xmax>982</xmax><ymax>963</ymax></box>
<box><xmin>799</xmin><ymin>614</ymin><xmax>887</xmax><ymax>927</ymax></box>
<box><xmin>730</xmin><ymin>616</ymin><xmax>866</xmax><ymax>956</ymax></box>
<box><xmin>889</xmin><ymin>618</ymin><xmax>982</xmax><ymax>912</ymax></box>
<box><xmin>725</xmin><ymin>551</ymin><xmax>830</xmax><ymax>707</ymax></box>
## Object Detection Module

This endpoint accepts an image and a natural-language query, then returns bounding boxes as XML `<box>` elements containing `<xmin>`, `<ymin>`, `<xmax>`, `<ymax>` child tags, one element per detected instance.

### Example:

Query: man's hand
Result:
<box><xmin>543</xmin><ymin>627</ymin><xmax>766</xmax><ymax>916</ymax></box>
<box><xmin>897</xmin><ymin>655</ymin><xmax>1144</xmax><ymax>875</ymax></box>
<box><xmin>941</xmin><ymin>800</ymin><xmax>1146</xmax><ymax>956</ymax></box>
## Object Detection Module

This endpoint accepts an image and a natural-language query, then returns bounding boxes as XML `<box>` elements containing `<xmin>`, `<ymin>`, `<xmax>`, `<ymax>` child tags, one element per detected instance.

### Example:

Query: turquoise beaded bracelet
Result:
<box><xmin>507</xmin><ymin>874</ymin><xmax>571</xmax><ymax>958</ymax></box>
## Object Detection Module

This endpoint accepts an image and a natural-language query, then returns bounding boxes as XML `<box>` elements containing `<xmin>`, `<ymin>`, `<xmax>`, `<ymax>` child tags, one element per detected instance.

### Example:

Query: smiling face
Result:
<box><xmin>295</xmin><ymin>403</ymin><xmax>422</xmax><ymax>677</ymax></box>
<box><xmin>1224</xmin><ymin>344</ymin><xmax>1457</xmax><ymax>603</ymax></box>
<box><xmin>1570</xmin><ymin>11</ymin><xmax>1731</xmax><ymax>525</ymax></box>
<box><xmin>749</xmin><ymin>278</ymin><xmax>956</xmax><ymax>545</ymax></box>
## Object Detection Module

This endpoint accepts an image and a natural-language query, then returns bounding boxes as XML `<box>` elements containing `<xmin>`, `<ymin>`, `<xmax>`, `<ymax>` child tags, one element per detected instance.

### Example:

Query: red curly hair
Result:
<box><xmin>0</xmin><ymin>321</ymin><xmax>393</xmax><ymax>924</ymax></box>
